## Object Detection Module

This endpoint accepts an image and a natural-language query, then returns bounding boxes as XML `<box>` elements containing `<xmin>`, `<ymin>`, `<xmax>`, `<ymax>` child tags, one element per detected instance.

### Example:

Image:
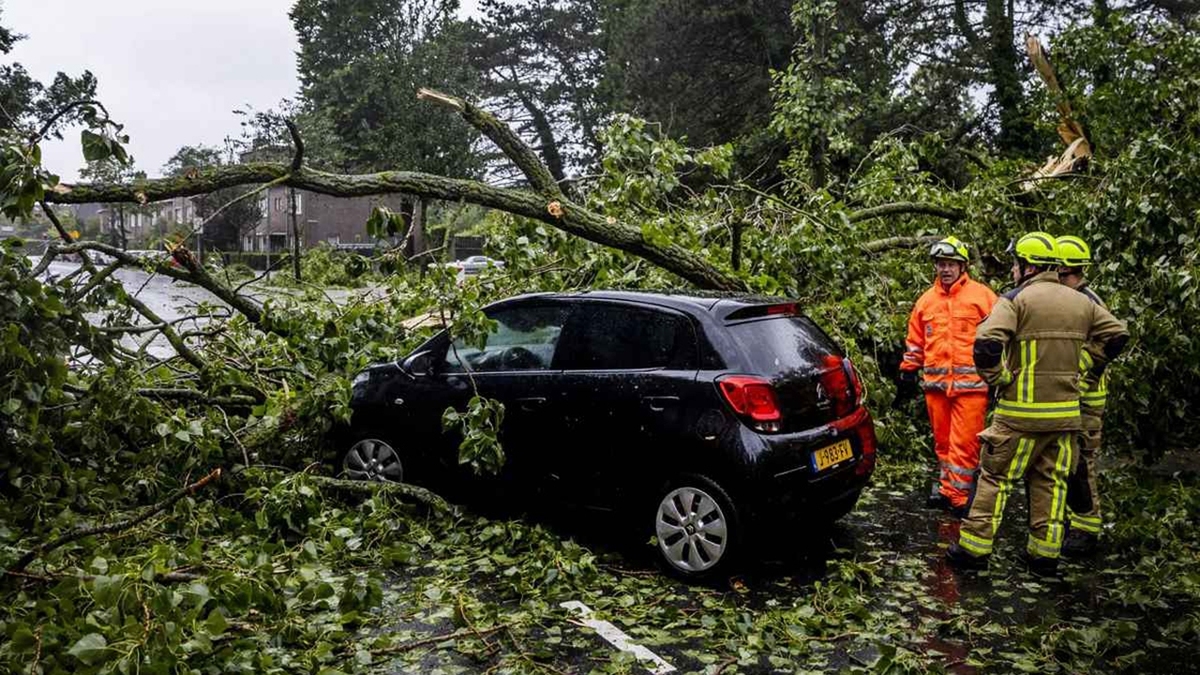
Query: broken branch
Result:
<box><xmin>45</xmin><ymin>92</ymin><xmax>743</xmax><ymax>291</ymax></box>
<box><xmin>6</xmin><ymin>468</ymin><xmax>222</xmax><ymax>574</ymax></box>
<box><xmin>847</xmin><ymin>202</ymin><xmax>966</xmax><ymax>224</ymax></box>
<box><xmin>861</xmin><ymin>235</ymin><xmax>942</xmax><ymax>254</ymax></box>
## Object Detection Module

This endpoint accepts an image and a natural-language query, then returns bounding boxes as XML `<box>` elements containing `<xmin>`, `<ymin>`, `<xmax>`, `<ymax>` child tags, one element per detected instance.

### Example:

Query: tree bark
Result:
<box><xmin>847</xmin><ymin>202</ymin><xmax>966</xmax><ymax>223</ymax></box>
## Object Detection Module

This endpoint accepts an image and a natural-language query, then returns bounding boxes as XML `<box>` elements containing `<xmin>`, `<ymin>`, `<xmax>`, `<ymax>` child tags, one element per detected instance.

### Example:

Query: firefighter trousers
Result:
<box><xmin>1067</xmin><ymin>426</ymin><xmax>1103</xmax><ymax>536</ymax></box>
<box><xmin>924</xmin><ymin>391</ymin><xmax>988</xmax><ymax>507</ymax></box>
<box><xmin>957</xmin><ymin>420</ymin><xmax>1079</xmax><ymax>560</ymax></box>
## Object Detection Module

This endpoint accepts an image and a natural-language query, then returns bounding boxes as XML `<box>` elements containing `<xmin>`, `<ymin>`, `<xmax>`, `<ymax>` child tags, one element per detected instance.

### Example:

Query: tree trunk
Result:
<box><xmin>516</xmin><ymin>91</ymin><xmax>568</xmax><ymax>187</ymax></box>
<box><xmin>411</xmin><ymin>197</ymin><xmax>427</xmax><ymax>257</ymax></box>
<box><xmin>289</xmin><ymin>187</ymin><xmax>301</xmax><ymax>281</ymax></box>
<box><xmin>986</xmin><ymin>0</ymin><xmax>1030</xmax><ymax>154</ymax></box>
<box><xmin>118</xmin><ymin>206</ymin><xmax>128</xmax><ymax>250</ymax></box>
<box><xmin>730</xmin><ymin>221</ymin><xmax>743</xmax><ymax>271</ymax></box>
<box><xmin>809</xmin><ymin>11</ymin><xmax>829</xmax><ymax>189</ymax></box>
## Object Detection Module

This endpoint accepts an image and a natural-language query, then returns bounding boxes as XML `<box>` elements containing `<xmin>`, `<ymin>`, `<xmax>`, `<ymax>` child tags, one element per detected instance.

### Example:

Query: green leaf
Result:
<box><xmin>67</xmin><ymin>632</ymin><xmax>110</xmax><ymax>666</ymax></box>
<box><xmin>80</xmin><ymin>130</ymin><xmax>111</xmax><ymax>162</ymax></box>
<box><xmin>10</xmin><ymin>626</ymin><xmax>36</xmax><ymax>652</ymax></box>
<box><xmin>205</xmin><ymin>609</ymin><xmax>228</xmax><ymax>636</ymax></box>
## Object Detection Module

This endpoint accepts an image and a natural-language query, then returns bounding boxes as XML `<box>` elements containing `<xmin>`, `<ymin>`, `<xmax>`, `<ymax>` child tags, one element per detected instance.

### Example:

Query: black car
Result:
<box><xmin>343</xmin><ymin>291</ymin><xmax>876</xmax><ymax>579</ymax></box>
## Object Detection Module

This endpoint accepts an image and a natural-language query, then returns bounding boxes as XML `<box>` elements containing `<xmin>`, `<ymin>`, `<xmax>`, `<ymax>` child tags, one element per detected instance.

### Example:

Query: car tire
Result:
<box><xmin>650</xmin><ymin>474</ymin><xmax>740</xmax><ymax>581</ymax></box>
<box><xmin>341</xmin><ymin>433</ymin><xmax>406</xmax><ymax>483</ymax></box>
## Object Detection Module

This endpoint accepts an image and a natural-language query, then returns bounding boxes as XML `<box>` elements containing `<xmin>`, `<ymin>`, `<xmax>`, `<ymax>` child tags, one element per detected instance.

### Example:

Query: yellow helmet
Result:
<box><xmin>1056</xmin><ymin>235</ymin><xmax>1093</xmax><ymax>267</ymax></box>
<box><xmin>1006</xmin><ymin>232</ymin><xmax>1059</xmax><ymax>266</ymax></box>
<box><xmin>929</xmin><ymin>235</ymin><xmax>970</xmax><ymax>262</ymax></box>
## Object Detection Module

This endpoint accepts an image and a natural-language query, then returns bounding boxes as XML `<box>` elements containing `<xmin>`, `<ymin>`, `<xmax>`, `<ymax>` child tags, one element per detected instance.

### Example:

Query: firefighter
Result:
<box><xmin>1057</xmin><ymin>235</ymin><xmax>1107</xmax><ymax>555</ymax></box>
<box><xmin>947</xmin><ymin>232</ymin><xmax>1128</xmax><ymax>575</ymax></box>
<box><xmin>897</xmin><ymin>236</ymin><xmax>998</xmax><ymax>517</ymax></box>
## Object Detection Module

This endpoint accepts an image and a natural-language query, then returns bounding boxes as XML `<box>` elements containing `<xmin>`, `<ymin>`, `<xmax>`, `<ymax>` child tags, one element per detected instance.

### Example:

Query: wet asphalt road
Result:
<box><xmin>366</xmin><ymin>479</ymin><xmax>1200</xmax><ymax>675</ymax></box>
<box><xmin>35</xmin><ymin>257</ymin><xmax>373</xmax><ymax>358</ymax></box>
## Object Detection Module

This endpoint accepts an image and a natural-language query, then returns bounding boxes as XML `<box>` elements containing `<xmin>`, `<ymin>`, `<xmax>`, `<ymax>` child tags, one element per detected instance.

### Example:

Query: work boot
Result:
<box><xmin>946</xmin><ymin>543</ymin><xmax>989</xmax><ymax>570</ymax></box>
<box><xmin>1020</xmin><ymin>551</ymin><xmax>1059</xmax><ymax>577</ymax></box>
<box><xmin>1062</xmin><ymin>531</ymin><xmax>1098</xmax><ymax>558</ymax></box>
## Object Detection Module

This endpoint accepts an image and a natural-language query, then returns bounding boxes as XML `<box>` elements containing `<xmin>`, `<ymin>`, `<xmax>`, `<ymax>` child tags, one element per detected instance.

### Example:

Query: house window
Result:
<box><xmin>274</xmin><ymin>192</ymin><xmax>303</xmax><ymax>214</ymax></box>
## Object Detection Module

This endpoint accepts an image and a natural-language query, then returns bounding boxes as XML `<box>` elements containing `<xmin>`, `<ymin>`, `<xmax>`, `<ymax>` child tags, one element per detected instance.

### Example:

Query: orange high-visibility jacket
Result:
<box><xmin>901</xmin><ymin>274</ymin><xmax>998</xmax><ymax>396</ymax></box>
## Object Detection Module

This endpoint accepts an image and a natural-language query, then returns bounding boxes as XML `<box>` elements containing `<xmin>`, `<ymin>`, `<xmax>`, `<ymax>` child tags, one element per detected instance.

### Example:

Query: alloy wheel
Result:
<box><xmin>655</xmin><ymin>486</ymin><xmax>729</xmax><ymax>573</ymax></box>
<box><xmin>343</xmin><ymin>438</ymin><xmax>403</xmax><ymax>482</ymax></box>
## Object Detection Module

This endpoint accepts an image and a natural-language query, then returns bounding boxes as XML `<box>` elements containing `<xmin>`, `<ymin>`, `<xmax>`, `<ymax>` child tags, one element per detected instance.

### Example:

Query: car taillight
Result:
<box><xmin>855</xmin><ymin>421</ymin><xmax>877</xmax><ymax>476</ymax></box>
<box><xmin>821</xmin><ymin>355</ymin><xmax>857</xmax><ymax>418</ymax></box>
<box><xmin>717</xmin><ymin>375</ymin><xmax>782</xmax><ymax>432</ymax></box>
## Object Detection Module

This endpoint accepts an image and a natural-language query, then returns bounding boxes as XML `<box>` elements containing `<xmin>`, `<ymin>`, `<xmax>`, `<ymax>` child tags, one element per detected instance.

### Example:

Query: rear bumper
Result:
<box><xmin>739</xmin><ymin>407</ymin><xmax>876</xmax><ymax>523</ymax></box>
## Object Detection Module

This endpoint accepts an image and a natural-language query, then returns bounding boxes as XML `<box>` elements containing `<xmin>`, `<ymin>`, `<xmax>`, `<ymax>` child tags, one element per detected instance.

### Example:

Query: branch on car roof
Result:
<box><xmin>44</xmin><ymin>95</ymin><xmax>745</xmax><ymax>292</ymax></box>
<box><xmin>847</xmin><ymin>202</ymin><xmax>966</xmax><ymax>224</ymax></box>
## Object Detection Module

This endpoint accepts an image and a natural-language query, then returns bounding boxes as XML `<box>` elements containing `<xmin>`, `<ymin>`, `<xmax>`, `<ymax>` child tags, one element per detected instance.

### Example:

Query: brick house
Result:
<box><xmin>240</xmin><ymin>186</ymin><xmax>411</xmax><ymax>253</ymax></box>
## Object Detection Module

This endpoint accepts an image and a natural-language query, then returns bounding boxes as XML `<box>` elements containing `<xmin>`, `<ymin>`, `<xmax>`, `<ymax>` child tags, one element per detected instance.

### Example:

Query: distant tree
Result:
<box><xmin>601</xmin><ymin>0</ymin><xmax>798</xmax><ymax>148</ymax></box>
<box><xmin>0</xmin><ymin>9</ymin><xmax>99</xmax><ymax>139</ymax></box>
<box><xmin>468</xmin><ymin>0</ymin><xmax>609</xmax><ymax>183</ymax></box>
<box><xmin>290</xmin><ymin>0</ymin><xmax>484</xmax><ymax>176</ymax></box>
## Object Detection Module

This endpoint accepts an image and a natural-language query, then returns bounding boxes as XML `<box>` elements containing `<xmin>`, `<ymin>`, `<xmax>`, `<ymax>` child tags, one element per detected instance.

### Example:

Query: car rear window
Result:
<box><xmin>727</xmin><ymin>316</ymin><xmax>843</xmax><ymax>375</ymax></box>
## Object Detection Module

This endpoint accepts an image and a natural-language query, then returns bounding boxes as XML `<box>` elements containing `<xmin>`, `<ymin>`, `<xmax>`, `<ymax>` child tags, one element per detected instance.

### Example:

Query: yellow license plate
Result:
<box><xmin>812</xmin><ymin>439</ymin><xmax>854</xmax><ymax>472</ymax></box>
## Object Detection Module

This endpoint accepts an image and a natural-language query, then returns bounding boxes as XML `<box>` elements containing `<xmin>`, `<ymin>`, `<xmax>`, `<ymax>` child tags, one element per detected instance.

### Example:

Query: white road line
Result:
<box><xmin>560</xmin><ymin>600</ymin><xmax>676</xmax><ymax>674</ymax></box>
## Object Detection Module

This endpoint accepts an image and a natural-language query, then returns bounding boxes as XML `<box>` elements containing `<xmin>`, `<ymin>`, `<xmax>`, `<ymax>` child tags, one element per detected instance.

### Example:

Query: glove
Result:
<box><xmin>893</xmin><ymin>370</ymin><xmax>921</xmax><ymax>407</ymax></box>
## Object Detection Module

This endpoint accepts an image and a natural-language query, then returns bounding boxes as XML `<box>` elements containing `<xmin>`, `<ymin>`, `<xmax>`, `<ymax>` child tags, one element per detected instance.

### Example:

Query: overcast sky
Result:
<box><xmin>1</xmin><ymin>0</ymin><xmax>479</xmax><ymax>181</ymax></box>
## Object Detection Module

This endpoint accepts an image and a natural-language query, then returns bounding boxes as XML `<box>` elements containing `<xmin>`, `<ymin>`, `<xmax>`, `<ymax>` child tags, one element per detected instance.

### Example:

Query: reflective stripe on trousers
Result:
<box><xmin>1027</xmin><ymin>434</ymin><xmax>1074</xmax><ymax>559</ymax></box>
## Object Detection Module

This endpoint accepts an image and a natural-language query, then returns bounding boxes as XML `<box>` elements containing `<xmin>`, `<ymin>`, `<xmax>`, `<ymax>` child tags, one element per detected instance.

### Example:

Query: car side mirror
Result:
<box><xmin>401</xmin><ymin>350</ymin><xmax>436</xmax><ymax>377</ymax></box>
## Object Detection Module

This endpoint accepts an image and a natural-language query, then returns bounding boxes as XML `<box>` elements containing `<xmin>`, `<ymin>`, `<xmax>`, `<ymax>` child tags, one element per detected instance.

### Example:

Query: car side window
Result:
<box><xmin>442</xmin><ymin>305</ymin><xmax>569</xmax><ymax>373</ymax></box>
<box><xmin>556</xmin><ymin>304</ymin><xmax>697</xmax><ymax>370</ymax></box>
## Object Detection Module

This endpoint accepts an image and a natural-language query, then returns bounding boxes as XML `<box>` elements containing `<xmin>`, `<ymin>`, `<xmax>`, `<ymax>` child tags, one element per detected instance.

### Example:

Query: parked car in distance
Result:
<box><xmin>341</xmin><ymin>291</ymin><xmax>876</xmax><ymax>579</ymax></box>
<box><xmin>450</xmin><ymin>255</ymin><xmax>504</xmax><ymax>275</ymax></box>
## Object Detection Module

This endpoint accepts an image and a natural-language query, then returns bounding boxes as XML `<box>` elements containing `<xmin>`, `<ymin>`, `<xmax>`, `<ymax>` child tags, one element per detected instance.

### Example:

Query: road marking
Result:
<box><xmin>560</xmin><ymin>600</ymin><xmax>676</xmax><ymax>674</ymax></box>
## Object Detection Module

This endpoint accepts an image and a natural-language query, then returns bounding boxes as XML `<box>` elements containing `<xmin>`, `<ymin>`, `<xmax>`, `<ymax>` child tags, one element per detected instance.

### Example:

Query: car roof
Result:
<box><xmin>488</xmin><ymin>290</ymin><xmax>792</xmax><ymax>317</ymax></box>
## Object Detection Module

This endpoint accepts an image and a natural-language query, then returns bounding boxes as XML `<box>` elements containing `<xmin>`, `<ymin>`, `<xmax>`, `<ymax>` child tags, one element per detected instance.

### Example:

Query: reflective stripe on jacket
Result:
<box><xmin>901</xmin><ymin>274</ymin><xmax>998</xmax><ymax>397</ymax></box>
<box><xmin>974</xmin><ymin>272</ymin><xmax>1128</xmax><ymax>432</ymax></box>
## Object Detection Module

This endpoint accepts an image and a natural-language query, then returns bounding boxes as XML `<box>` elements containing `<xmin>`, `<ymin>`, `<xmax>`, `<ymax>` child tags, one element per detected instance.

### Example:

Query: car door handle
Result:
<box><xmin>642</xmin><ymin>396</ymin><xmax>680</xmax><ymax>412</ymax></box>
<box><xmin>517</xmin><ymin>397</ymin><xmax>547</xmax><ymax>411</ymax></box>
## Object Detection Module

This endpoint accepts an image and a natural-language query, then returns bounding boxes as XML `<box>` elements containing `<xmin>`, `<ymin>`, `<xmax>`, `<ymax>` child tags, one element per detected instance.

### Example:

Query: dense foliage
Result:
<box><xmin>1</xmin><ymin>1</ymin><xmax>1199</xmax><ymax>673</ymax></box>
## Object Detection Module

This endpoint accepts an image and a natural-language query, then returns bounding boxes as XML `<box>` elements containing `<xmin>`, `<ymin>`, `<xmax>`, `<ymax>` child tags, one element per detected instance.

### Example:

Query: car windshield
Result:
<box><xmin>727</xmin><ymin>316</ymin><xmax>841</xmax><ymax>375</ymax></box>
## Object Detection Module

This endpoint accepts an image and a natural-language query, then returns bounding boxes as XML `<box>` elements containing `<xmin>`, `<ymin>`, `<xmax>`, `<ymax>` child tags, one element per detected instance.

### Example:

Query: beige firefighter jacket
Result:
<box><xmin>973</xmin><ymin>271</ymin><xmax>1128</xmax><ymax>433</ymax></box>
<box><xmin>1074</xmin><ymin>280</ymin><xmax>1110</xmax><ymax>429</ymax></box>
